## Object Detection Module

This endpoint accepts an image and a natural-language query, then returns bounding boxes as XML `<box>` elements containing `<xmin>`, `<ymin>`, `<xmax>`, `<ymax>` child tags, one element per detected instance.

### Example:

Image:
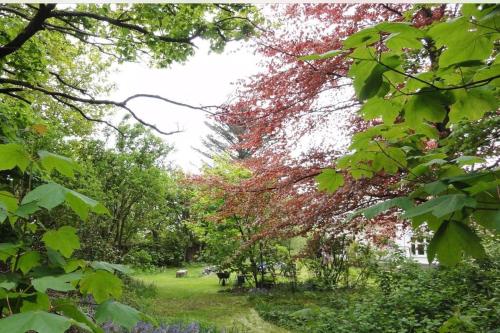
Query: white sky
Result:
<box><xmin>109</xmin><ymin>40</ymin><xmax>261</xmax><ymax>173</ymax></box>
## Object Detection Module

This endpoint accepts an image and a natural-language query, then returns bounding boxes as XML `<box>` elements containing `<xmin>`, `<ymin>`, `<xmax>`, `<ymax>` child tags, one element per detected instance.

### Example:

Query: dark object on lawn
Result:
<box><xmin>216</xmin><ymin>271</ymin><xmax>230</xmax><ymax>286</ymax></box>
<box><xmin>236</xmin><ymin>274</ymin><xmax>246</xmax><ymax>286</ymax></box>
<box><xmin>176</xmin><ymin>269</ymin><xmax>188</xmax><ymax>278</ymax></box>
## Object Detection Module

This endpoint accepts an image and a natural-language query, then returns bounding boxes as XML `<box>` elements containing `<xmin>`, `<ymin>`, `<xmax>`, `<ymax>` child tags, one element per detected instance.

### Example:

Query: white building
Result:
<box><xmin>394</xmin><ymin>224</ymin><xmax>432</xmax><ymax>265</ymax></box>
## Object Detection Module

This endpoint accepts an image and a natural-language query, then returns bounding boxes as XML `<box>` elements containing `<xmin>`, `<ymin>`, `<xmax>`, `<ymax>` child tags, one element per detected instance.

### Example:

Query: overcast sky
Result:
<box><xmin>109</xmin><ymin>40</ymin><xmax>261</xmax><ymax>173</ymax></box>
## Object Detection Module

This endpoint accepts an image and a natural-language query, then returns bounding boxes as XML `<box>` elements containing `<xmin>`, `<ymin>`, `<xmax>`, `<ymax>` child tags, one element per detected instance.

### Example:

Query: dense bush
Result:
<box><xmin>254</xmin><ymin>255</ymin><xmax>500</xmax><ymax>333</ymax></box>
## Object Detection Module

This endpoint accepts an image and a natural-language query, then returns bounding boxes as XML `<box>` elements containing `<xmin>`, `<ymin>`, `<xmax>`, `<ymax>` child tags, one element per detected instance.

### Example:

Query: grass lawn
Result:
<box><xmin>131</xmin><ymin>265</ymin><xmax>290</xmax><ymax>333</ymax></box>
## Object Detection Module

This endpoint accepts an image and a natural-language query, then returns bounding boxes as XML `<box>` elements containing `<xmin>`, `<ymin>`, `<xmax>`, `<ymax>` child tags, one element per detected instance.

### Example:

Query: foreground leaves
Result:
<box><xmin>0</xmin><ymin>311</ymin><xmax>88</xmax><ymax>333</ymax></box>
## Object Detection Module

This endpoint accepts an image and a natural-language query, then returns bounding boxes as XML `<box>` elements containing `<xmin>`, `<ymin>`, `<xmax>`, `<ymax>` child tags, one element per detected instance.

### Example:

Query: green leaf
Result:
<box><xmin>79</xmin><ymin>270</ymin><xmax>122</xmax><ymax>303</ymax></box>
<box><xmin>473</xmin><ymin>209</ymin><xmax>500</xmax><ymax>232</ymax></box>
<box><xmin>423</xmin><ymin>181</ymin><xmax>448</xmax><ymax>195</ymax></box>
<box><xmin>428</xmin><ymin>17</ymin><xmax>469</xmax><ymax>49</ymax></box>
<box><xmin>17</xmin><ymin>251</ymin><xmax>41</xmax><ymax>275</ymax></box>
<box><xmin>359</xmin><ymin>97</ymin><xmax>401</xmax><ymax>125</ymax></box>
<box><xmin>465</xmin><ymin>179</ymin><xmax>500</xmax><ymax>195</ymax></box>
<box><xmin>404</xmin><ymin>92</ymin><xmax>447</xmax><ymax>129</ymax></box>
<box><xmin>452</xmin><ymin>156</ymin><xmax>485</xmax><ymax>166</ymax></box>
<box><xmin>63</xmin><ymin>259</ymin><xmax>87</xmax><ymax>273</ymax></box>
<box><xmin>38</xmin><ymin>150</ymin><xmax>80</xmax><ymax>178</ymax></box>
<box><xmin>298</xmin><ymin>50</ymin><xmax>343</xmax><ymax>61</ymax></box>
<box><xmin>449</xmin><ymin>88</ymin><xmax>497</xmax><ymax>123</ymax></box>
<box><xmin>0</xmin><ymin>243</ymin><xmax>21</xmax><ymax>262</ymax></box>
<box><xmin>427</xmin><ymin>220</ymin><xmax>486</xmax><ymax>265</ymax></box>
<box><xmin>14</xmin><ymin>202</ymin><xmax>40</xmax><ymax>219</ymax></box>
<box><xmin>0</xmin><ymin>311</ymin><xmax>79</xmax><ymax>333</ymax></box>
<box><xmin>403</xmin><ymin>194</ymin><xmax>477</xmax><ymax>219</ymax></box>
<box><xmin>386</xmin><ymin>33</ymin><xmax>423</xmax><ymax>50</ymax></box>
<box><xmin>95</xmin><ymin>300</ymin><xmax>142</xmax><ymax>331</ymax></box>
<box><xmin>0</xmin><ymin>143</ymin><xmax>30</xmax><ymax>172</ymax></box>
<box><xmin>0</xmin><ymin>191</ymin><xmax>18</xmax><ymax>223</ymax></box>
<box><xmin>21</xmin><ymin>183</ymin><xmax>107</xmax><ymax>220</ymax></box>
<box><xmin>47</xmin><ymin>248</ymin><xmax>67</xmax><ymax>267</ymax></box>
<box><xmin>356</xmin><ymin>63</ymin><xmax>386</xmax><ymax>101</ymax></box>
<box><xmin>54</xmin><ymin>300</ymin><xmax>104</xmax><ymax>333</ymax></box>
<box><xmin>371</xmin><ymin>147</ymin><xmax>406</xmax><ymax>174</ymax></box>
<box><xmin>20</xmin><ymin>293</ymin><xmax>50</xmax><ymax>312</ymax></box>
<box><xmin>42</xmin><ymin>226</ymin><xmax>80</xmax><ymax>258</ymax></box>
<box><xmin>349</xmin><ymin>197</ymin><xmax>413</xmax><ymax>221</ymax></box>
<box><xmin>0</xmin><ymin>274</ymin><xmax>18</xmax><ymax>290</ymax></box>
<box><xmin>90</xmin><ymin>261</ymin><xmax>131</xmax><ymax>275</ymax></box>
<box><xmin>439</xmin><ymin>33</ymin><xmax>493</xmax><ymax>68</ymax></box>
<box><xmin>315</xmin><ymin>169</ymin><xmax>344</xmax><ymax>193</ymax></box>
<box><xmin>32</xmin><ymin>272</ymin><xmax>82</xmax><ymax>293</ymax></box>
<box><xmin>404</xmin><ymin>72</ymin><xmax>435</xmax><ymax>93</ymax></box>
<box><xmin>473</xmin><ymin>64</ymin><xmax>500</xmax><ymax>87</ymax></box>
<box><xmin>375</xmin><ymin>22</ymin><xmax>424</xmax><ymax>36</ymax></box>
<box><xmin>0</xmin><ymin>191</ymin><xmax>18</xmax><ymax>213</ymax></box>
<box><xmin>22</xmin><ymin>183</ymin><xmax>67</xmax><ymax>210</ymax></box>
<box><xmin>343</xmin><ymin>28</ymin><xmax>379</xmax><ymax>48</ymax></box>
<box><xmin>65</xmin><ymin>190</ymin><xmax>109</xmax><ymax>221</ymax></box>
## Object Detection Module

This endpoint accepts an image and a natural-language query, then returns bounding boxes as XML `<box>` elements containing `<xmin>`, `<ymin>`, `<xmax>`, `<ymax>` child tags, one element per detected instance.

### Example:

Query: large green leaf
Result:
<box><xmin>386</xmin><ymin>33</ymin><xmax>423</xmax><ymax>50</ymax></box>
<box><xmin>403</xmin><ymin>194</ymin><xmax>477</xmax><ymax>219</ymax></box>
<box><xmin>65</xmin><ymin>190</ymin><xmax>109</xmax><ymax>221</ymax></box>
<box><xmin>355</xmin><ymin>63</ymin><xmax>386</xmax><ymax>101</ymax></box>
<box><xmin>473</xmin><ymin>209</ymin><xmax>500</xmax><ymax>232</ymax></box>
<box><xmin>95</xmin><ymin>300</ymin><xmax>142</xmax><ymax>331</ymax></box>
<box><xmin>375</xmin><ymin>22</ymin><xmax>424</xmax><ymax>36</ymax></box>
<box><xmin>17</xmin><ymin>251</ymin><xmax>41</xmax><ymax>275</ymax></box>
<box><xmin>79</xmin><ymin>270</ymin><xmax>122</xmax><ymax>303</ymax></box>
<box><xmin>343</xmin><ymin>28</ymin><xmax>379</xmax><ymax>48</ymax></box>
<box><xmin>22</xmin><ymin>183</ymin><xmax>67</xmax><ymax>210</ymax></box>
<box><xmin>360</xmin><ymin>97</ymin><xmax>401</xmax><ymax>125</ymax></box>
<box><xmin>42</xmin><ymin>226</ymin><xmax>80</xmax><ymax>258</ymax></box>
<box><xmin>449</xmin><ymin>88</ymin><xmax>497</xmax><ymax>123</ymax></box>
<box><xmin>32</xmin><ymin>272</ymin><xmax>82</xmax><ymax>293</ymax></box>
<box><xmin>0</xmin><ymin>191</ymin><xmax>18</xmax><ymax>223</ymax></box>
<box><xmin>404</xmin><ymin>92</ymin><xmax>447</xmax><ymax>128</ymax></box>
<box><xmin>473</xmin><ymin>64</ymin><xmax>500</xmax><ymax>87</ymax></box>
<box><xmin>54</xmin><ymin>300</ymin><xmax>104</xmax><ymax>333</ymax></box>
<box><xmin>0</xmin><ymin>143</ymin><xmax>30</xmax><ymax>172</ymax></box>
<box><xmin>38</xmin><ymin>150</ymin><xmax>80</xmax><ymax>178</ymax></box>
<box><xmin>0</xmin><ymin>311</ymin><xmax>85</xmax><ymax>333</ymax></box>
<box><xmin>21</xmin><ymin>183</ymin><xmax>108</xmax><ymax>220</ymax></box>
<box><xmin>315</xmin><ymin>169</ymin><xmax>344</xmax><ymax>193</ymax></box>
<box><xmin>428</xmin><ymin>17</ymin><xmax>469</xmax><ymax>48</ymax></box>
<box><xmin>0</xmin><ymin>243</ymin><xmax>21</xmax><ymax>262</ymax></box>
<box><xmin>427</xmin><ymin>220</ymin><xmax>486</xmax><ymax>265</ymax></box>
<box><xmin>20</xmin><ymin>293</ymin><xmax>50</xmax><ymax>312</ymax></box>
<box><xmin>0</xmin><ymin>191</ymin><xmax>18</xmax><ymax>213</ymax></box>
<box><xmin>372</xmin><ymin>147</ymin><xmax>407</xmax><ymax>174</ymax></box>
<box><xmin>349</xmin><ymin>197</ymin><xmax>413</xmax><ymax>221</ymax></box>
<box><xmin>439</xmin><ymin>33</ymin><xmax>493</xmax><ymax>68</ymax></box>
<box><xmin>90</xmin><ymin>261</ymin><xmax>131</xmax><ymax>274</ymax></box>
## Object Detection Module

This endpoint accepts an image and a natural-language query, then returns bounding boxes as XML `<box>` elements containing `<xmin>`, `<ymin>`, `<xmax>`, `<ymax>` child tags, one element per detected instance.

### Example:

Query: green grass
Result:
<box><xmin>130</xmin><ymin>265</ymin><xmax>290</xmax><ymax>333</ymax></box>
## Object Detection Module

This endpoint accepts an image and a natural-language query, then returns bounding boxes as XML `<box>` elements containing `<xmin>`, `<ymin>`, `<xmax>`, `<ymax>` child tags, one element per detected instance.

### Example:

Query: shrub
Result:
<box><xmin>254</xmin><ymin>255</ymin><xmax>500</xmax><ymax>333</ymax></box>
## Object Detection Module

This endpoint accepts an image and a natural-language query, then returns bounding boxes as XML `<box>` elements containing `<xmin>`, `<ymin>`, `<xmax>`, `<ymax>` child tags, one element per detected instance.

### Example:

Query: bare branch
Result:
<box><xmin>0</xmin><ymin>78</ymin><xmax>205</xmax><ymax>136</ymax></box>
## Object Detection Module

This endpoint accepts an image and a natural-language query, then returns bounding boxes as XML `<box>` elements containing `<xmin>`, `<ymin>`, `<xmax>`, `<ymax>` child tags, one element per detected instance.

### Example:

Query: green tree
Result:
<box><xmin>0</xmin><ymin>4</ymin><xmax>262</xmax><ymax>135</ymax></box>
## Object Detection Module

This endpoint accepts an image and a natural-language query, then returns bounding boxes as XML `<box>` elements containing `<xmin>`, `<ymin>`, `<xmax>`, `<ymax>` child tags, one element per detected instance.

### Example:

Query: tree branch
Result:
<box><xmin>50</xmin><ymin>9</ymin><xmax>198</xmax><ymax>46</ymax></box>
<box><xmin>0</xmin><ymin>4</ymin><xmax>56</xmax><ymax>59</ymax></box>
<box><xmin>0</xmin><ymin>78</ymin><xmax>206</xmax><ymax>135</ymax></box>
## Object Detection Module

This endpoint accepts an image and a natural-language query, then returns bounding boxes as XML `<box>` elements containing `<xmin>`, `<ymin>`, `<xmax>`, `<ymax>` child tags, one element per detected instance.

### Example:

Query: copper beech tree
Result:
<box><xmin>196</xmin><ymin>4</ymin><xmax>459</xmax><ymax>247</ymax></box>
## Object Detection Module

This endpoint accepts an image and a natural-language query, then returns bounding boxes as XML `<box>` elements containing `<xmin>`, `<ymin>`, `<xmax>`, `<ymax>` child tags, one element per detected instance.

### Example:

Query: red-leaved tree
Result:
<box><xmin>202</xmin><ymin>4</ymin><xmax>451</xmax><ymax>245</ymax></box>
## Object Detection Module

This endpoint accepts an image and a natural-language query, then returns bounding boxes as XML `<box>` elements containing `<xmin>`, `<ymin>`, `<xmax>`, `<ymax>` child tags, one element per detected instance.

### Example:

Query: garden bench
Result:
<box><xmin>176</xmin><ymin>269</ymin><xmax>188</xmax><ymax>278</ymax></box>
